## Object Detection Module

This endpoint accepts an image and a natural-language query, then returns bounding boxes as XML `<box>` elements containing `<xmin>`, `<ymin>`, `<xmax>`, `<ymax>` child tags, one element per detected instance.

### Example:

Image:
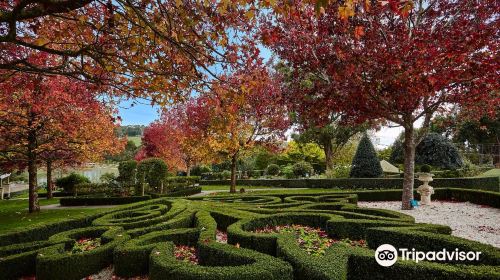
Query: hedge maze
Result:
<box><xmin>1</xmin><ymin>192</ymin><xmax>499</xmax><ymax>280</ymax></box>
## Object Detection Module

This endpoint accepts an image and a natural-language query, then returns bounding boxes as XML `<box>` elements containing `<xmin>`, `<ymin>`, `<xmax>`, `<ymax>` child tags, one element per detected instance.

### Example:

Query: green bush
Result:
<box><xmin>222</xmin><ymin>170</ymin><xmax>232</xmax><ymax>179</ymax></box>
<box><xmin>55</xmin><ymin>173</ymin><xmax>91</xmax><ymax>193</ymax></box>
<box><xmin>99</xmin><ymin>172</ymin><xmax>116</xmax><ymax>184</ymax></box>
<box><xmin>292</xmin><ymin>161</ymin><xmax>314</xmax><ymax>178</ymax></box>
<box><xmin>137</xmin><ymin>158</ymin><xmax>168</xmax><ymax>193</ymax></box>
<box><xmin>73</xmin><ymin>183</ymin><xmax>109</xmax><ymax>195</ymax></box>
<box><xmin>420</xmin><ymin>164</ymin><xmax>431</xmax><ymax>173</ymax></box>
<box><xmin>391</xmin><ymin>133</ymin><xmax>463</xmax><ymax>169</ymax></box>
<box><xmin>117</xmin><ymin>160</ymin><xmax>137</xmax><ymax>186</ymax></box>
<box><xmin>350</xmin><ymin>133</ymin><xmax>383</xmax><ymax>178</ymax></box>
<box><xmin>266</xmin><ymin>164</ymin><xmax>280</xmax><ymax>176</ymax></box>
<box><xmin>190</xmin><ymin>165</ymin><xmax>212</xmax><ymax>176</ymax></box>
<box><xmin>281</xmin><ymin>165</ymin><xmax>295</xmax><ymax>179</ymax></box>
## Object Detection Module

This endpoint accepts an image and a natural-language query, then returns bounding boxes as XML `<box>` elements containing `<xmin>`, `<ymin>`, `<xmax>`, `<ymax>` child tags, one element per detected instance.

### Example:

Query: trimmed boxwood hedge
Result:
<box><xmin>36</xmin><ymin>226</ymin><xmax>130</xmax><ymax>280</ymax></box>
<box><xmin>0</xmin><ymin>190</ymin><xmax>499</xmax><ymax>279</ymax></box>
<box><xmin>201</xmin><ymin>177</ymin><xmax>500</xmax><ymax>192</ymax></box>
<box><xmin>59</xmin><ymin>195</ymin><xmax>151</xmax><ymax>206</ymax></box>
<box><xmin>150</xmin><ymin>186</ymin><xmax>202</xmax><ymax>198</ymax></box>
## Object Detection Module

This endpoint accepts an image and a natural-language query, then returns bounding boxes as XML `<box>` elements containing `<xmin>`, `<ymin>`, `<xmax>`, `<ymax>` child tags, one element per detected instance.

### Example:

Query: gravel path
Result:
<box><xmin>358</xmin><ymin>200</ymin><xmax>500</xmax><ymax>248</ymax></box>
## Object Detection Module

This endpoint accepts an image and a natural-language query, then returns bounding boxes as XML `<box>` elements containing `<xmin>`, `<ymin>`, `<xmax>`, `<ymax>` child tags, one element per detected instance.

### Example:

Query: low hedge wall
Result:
<box><xmin>350</xmin><ymin>188</ymin><xmax>500</xmax><ymax>208</ymax></box>
<box><xmin>36</xmin><ymin>226</ymin><xmax>130</xmax><ymax>280</ymax></box>
<box><xmin>150</xmin><ymin>186</ymin><xmax>202</xmax><ymax>198</ymax></box>
<box><xmin>201</xmin><ymin>176</ymin><xmax>500</xmax><ymax>192</ymax></box>
<box><xmin>59</xmin><ymin>195</ymin><xmax>151</xmax><ymax>206</ymax></box>
<box><xmin>1</xmin><ymin>191</ymin><xmax>499</xmax><ymax>279</ymax></box>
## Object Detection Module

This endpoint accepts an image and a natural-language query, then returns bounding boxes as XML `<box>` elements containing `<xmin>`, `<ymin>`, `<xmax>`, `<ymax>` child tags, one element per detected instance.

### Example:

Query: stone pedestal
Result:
<box><xmin>417</xmin><ymin>173</ymin><xmax>434</xmax><ymax>205</ymax></box>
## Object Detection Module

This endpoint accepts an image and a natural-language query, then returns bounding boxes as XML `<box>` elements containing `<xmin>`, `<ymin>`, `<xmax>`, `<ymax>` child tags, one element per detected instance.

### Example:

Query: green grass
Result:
<box><xmin>127</xmin><ymin>136</ymin><xmax>142</xmax><ymax>146</ymax></box>
<box><xmin>0</xmin><ymin>199</ymin><xmax>107</xmax><ymax>235</ymax></box>
<box><xmin>201</xmin><ymin>185</ymin><xmax>274</xmax><ymax>191</ymax></box>
<box><xmin>475</xmin><ymin>168</ymin><xmax>500</xmax><ymax>178</ymax></box>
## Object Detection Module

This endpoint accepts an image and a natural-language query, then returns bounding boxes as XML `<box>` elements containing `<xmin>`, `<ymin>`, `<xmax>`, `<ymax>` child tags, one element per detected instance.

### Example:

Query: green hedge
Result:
<box><xmin>201</xmin><ymin>177</ymin><xmax>500</xmax><ymax>192</ymax></box>
<box><xmin>349</xmin><ymin>188</ymin><xmax>500</xmax><ymax>208</ymax></box>
<box><xmin>36</xmin><ymin>226</ymin><xmax>130</xmax><ymax>280</ymax></box>
<box><xmin>149</xmin><ymin>241</ymin><xmax>293</xmax><ymax>280</ymax></box>
<box><xmin>150</xmin><ymin>186</ymin><xmax>202</xmax><ymax>198</ymax></box>
<box><xmin>59</xmin><ymin>195</ymin><xmax>151</xmax><ymax>206</ymax></box>
<box><xmin>1</xmin><ymin>191</ymin><xmax>499</xmax><ymax>279</ymax></box>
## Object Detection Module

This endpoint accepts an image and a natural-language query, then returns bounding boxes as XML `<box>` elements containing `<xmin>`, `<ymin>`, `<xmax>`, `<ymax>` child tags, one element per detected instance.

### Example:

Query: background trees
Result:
<box><xmin>261</xmin><ymin>0</ymin><xmax>498</xmax><ymax>209</ymax></box>
<box><xmin>0</xmin><ymin>69</ymin><xmax>124</xmax><ymax>212</ymax></box>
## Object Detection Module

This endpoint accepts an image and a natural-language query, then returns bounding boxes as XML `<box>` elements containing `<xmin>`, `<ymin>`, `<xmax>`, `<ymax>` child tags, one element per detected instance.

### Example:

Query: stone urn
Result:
<box><xmin>417</xmin><ymin>172</ymin><xmax>434</xmax><ymax>205</ymax></box>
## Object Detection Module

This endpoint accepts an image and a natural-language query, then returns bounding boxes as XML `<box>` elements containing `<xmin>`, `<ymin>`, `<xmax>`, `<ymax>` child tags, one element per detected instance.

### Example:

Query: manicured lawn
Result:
<box><xmin>476</xmin><ymin>168</ymin><xmax>500</xmax><ymax>178</ymax></box>
<box><xmin>0</xmin><ymin>199</ymin><xmax>107</xmax><ymax>234</ymax></box>
<box><xmin>201</xmin><ymin>185</ymin><xmax>274</xmax><ymax>191</ymax></box>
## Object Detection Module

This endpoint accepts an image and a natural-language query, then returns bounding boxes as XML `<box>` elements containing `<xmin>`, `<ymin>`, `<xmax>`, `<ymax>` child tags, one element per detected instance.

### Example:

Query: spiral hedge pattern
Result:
<box><xmin>0</xmin><ymin>192</ymin><xmax>499</xmax><ymax>280</ymax></box>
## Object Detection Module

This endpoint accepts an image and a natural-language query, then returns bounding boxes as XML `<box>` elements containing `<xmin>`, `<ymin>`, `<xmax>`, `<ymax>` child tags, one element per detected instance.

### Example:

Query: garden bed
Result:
<box><xmin>1</xmin><ymin>191</ymin><xmax>499</xmax><ymax>279</ymax></box>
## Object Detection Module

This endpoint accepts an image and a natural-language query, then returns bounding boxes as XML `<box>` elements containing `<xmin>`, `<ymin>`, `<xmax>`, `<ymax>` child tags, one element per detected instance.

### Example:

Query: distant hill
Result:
<box><xmin>117</xmin><ymin>125</ymin><xmax>145</xmax><ymax>137</ymax></box>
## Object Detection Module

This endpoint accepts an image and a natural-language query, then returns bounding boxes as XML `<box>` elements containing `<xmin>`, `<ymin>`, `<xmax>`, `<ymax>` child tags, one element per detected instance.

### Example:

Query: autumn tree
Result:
<box><xmin>262</xmin><ymin>0</ymin><xmax>498</xmax><ymax>209</ymax></box>
<box><xmin>200</xmin><ymin>62</ymin><xmax>290</xmax><ymax>192</ymax></box>
<box><xmin>0</xmin><ymin>66</ymin><xmax>124</xmax><ymax>212</ymax></box>
<box><xmin>138</xmin><ymin>99</ymin><xmax>213</xmax><ymax>175</ymax></box>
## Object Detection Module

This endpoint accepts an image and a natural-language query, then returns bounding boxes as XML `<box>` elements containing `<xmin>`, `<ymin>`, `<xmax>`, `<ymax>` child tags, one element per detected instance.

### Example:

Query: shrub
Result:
<box><xmin>73</xmin><ymin>183</ymin><xmax>109</xmax><ymax>195</ymax></box>
<box><xmin>350</xmin><ymin>133</ymin><xmax>383</xmax><ymax>178</ymax></box>
<box><xmin>292</xmin><ymin>161</ymin><xmax>314</xmax><ymax>178</ymax></box>
<box><xmin>391</xmin><ymin>133</ymin><xmax>463</xmax><ymax>170</ymax></box>
<box><xmin>99</xmin><ymin>172</ymin><xmax>116</xmax><ymax>184</ymax></box>
<box><xmin>190</xmin><ymin>165</ymin><xmax>212</xmax><ymax>176</ymax></box>
<box><xmin>137</xmin><ymin>158</ymin><xmax>168</xmax><ymax>194</ymax></box>
<box><xmin>420</xmin><ymin>164</ymin><xmax>431</xmax><ymax>173</ymax></box>
<box><xmin>266</xmin><ymin>164</ymin><xmax>280</xmax><ymax>176</ymax></box>
<box><xmin>55</xmin><ymin>173</ymin><xmax>91</xmax><ymax>193</ymax></box>
<box><xmin>117</xmin><ymin>160</ymin><xmax>137</xmax><ymax>186</ymax></box>
<box><xmin>281</xmin><ymin>165</ymin><xmax>295</xmax><ymax>179</ymax></box>
<box><xmin>222</xmin><ymin>170</ymin><xmax>232</xmax><ymax>179</ymax></box>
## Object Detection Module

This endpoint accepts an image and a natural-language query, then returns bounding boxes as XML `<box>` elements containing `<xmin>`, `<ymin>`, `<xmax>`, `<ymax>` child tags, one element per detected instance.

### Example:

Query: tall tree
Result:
<box><xmin>0</xmin><ymin>67</ymin><xmax>124</xmax><ymax>212</ymax></box>
<box><xmin>201</xmin><ymin>62</ymin><xmax>290</xmax><ymax>192</ymax></box>
<box><xmin>262</xmin><ymin>0</ymin><xmax>498</xmax><ymax>209</ymax></box>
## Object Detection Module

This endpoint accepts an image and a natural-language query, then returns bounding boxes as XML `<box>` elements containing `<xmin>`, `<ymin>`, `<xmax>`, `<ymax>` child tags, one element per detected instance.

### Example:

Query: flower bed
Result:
<box><xmin>174</xmin><ymin>245</ymin><xmax>198</xmax><ymax>264</ymax></box>
<box><xmin>72</xmin><ymin>237</ymin><xmax>101</xmax><ymax>254</ymax></box>
<box><xmin>216</xmin><ymin>230</ymin><xmax>228</xmax><ymax>244</ymax></box>
<box><xmin>254</xmin><ymin>224</ymin><xmax>366</xmax><ymax>256</ymax></box>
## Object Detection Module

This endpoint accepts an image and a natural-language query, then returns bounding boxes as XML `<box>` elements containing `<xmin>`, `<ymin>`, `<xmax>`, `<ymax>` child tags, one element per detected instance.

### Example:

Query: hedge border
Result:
<box><xmin>201</xmin><ymin>177</ymin><xmax>500</xmax><ymax>192</ymax></box>
<box><xmin>59</xmin><ymin>195</ymin><xmax>151</xmax><ymax>206</ymax></box>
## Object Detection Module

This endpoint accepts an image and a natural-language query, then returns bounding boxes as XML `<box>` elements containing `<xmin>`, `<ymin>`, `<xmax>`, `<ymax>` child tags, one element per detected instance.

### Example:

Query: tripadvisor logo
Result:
<box><xmin>374</xmin><ymin>244</ymin><xmax>482</xmax><ymax>267</ymax></box>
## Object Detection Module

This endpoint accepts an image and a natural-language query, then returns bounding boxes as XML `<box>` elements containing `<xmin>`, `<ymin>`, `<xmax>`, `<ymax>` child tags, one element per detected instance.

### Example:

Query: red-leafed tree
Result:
<box><xmin>138</xmin><ymin>99</ymin><xmax>212</xmax><ymax>175</ymax></box>
<box><xmin>262</xmin><ymin>0</ymin><xmax>499</xmax><ymax>209</ymax></box>
<box><xmin>0</xmin><ymin>58</ymin><xmax>124</xmax><ymax>212</ymax></box>
<box><xmin>201</xmin><ymin>61</ymin><xmax>290</xmax><ymax>192</ymax></box>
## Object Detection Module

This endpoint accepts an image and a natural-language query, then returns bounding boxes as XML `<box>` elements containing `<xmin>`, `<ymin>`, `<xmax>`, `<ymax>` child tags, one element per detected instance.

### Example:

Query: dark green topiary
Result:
<box><xmin>350</xmin><ymin>133</ymin><xmax>383</xmax><ymax>178</ymax></box>
<box><xmin>420</xmin><ymin>164</ymin><xmax>431</xmax><ymax>173</ymax></box>
<box><xmin>390</xmin><ymin>133</ymin><xmax>463</xmax><ymax>169</ymax></box>
<box><xmin>117</xmin><ymin>160</ymin><xmax>137</xmax><ymax>186</ymax></box>
<box><xmin>266</xmin><ymin>164</ymin><xmax>280</xmax><ymax>176</ymax></box>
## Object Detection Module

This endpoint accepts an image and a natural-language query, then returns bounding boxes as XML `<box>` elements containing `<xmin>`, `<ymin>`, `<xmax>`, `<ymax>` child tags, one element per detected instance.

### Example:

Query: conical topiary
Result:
<box><xmin>350</xmin><ymin>133</ymin><xmax>383</xmax><ymax>178</ymax></box>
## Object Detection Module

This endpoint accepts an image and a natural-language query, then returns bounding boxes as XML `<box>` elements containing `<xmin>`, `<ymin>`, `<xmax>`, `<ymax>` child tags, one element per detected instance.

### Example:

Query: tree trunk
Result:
<box><xmin>401</xmin><ymin>127</ymin><xmax>416</xmax><ymax>210</ymax></box>
<box><xmin>324</xmin><ymin>142</ymin><xmax>334</xmax><ymax>171</ymax></box>
<box><xmin>230</xmin><ymin>153</ymin><xmax>238</xmax><ymax>193</ymax></box>
<box><xmin>186</xmin><ymin>161</ymin><xmax>191</xmax><ymax>177</ymax></box>
<box><xmin>46</xmin><ymin>160</ymin><xmax>53</xmax><ymax>199</ymax></box>
<box><xmin>27</xmin><ymin>155</ymin><xmax>40</xmax><ymax>213</ymax></box>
